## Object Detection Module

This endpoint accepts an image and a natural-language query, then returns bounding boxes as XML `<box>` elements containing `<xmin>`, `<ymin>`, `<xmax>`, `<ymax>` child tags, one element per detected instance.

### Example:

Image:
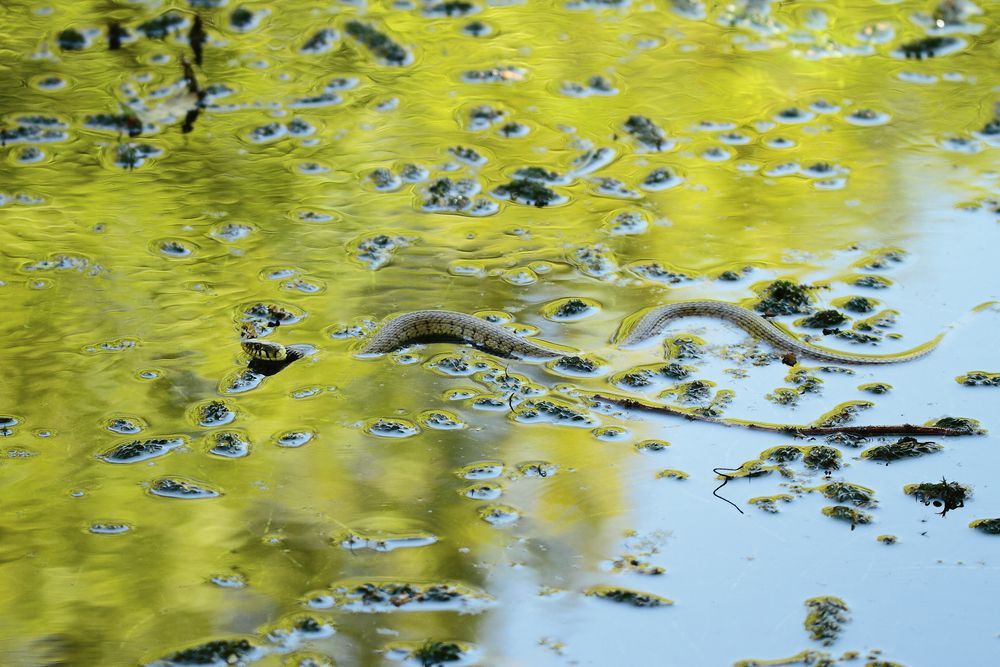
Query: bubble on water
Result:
<box><xmin>136</xmin><ymin>368</ymin><xmax>162</xmax><ymax>381</ymax></box>
<box><xmin>291</xmin><ymin>208</ymin><xmax>339</xmax><ymax>223</ymax></box>
<box><xmin>210</xmin><ymin>222</ymin><xmax>255</xmax><ymax>242</ymax></box>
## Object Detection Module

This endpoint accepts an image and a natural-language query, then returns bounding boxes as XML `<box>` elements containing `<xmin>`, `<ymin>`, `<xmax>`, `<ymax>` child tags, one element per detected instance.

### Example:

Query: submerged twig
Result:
<box><xmin>589</xmin><ymin>394</ymin><xmax>978</xmax><ymax>437</ymax></box>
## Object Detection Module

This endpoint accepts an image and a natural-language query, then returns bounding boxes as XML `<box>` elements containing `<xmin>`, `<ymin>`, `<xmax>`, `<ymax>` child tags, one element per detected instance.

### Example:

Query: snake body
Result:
<box><xmin>361</xmin><ymin>301</ymin><xmax>942</xmax><ymax>364</ymax></box>
<box><xmin>616</xmin><ymin>300</ymin><xmax>941</xmax><ymax>363</ymax></box>
<box><xmin>359</xmin><ymin>310</ymin><xmax>566</xmax><ymax>359</ymax></box>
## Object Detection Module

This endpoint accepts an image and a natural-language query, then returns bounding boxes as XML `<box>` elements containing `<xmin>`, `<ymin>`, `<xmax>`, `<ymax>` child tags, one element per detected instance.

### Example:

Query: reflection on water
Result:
<box><xmin>1</xmin><ymin>0</ymin><xmax>999</xmax><ymax>665</ymax></box>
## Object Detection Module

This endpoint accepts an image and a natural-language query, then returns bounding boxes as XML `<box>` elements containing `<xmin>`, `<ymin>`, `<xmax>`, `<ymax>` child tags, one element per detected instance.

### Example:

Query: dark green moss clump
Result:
<box><xmin>554</xmin><ymin>299</ymin><xmax>589</xmax><ymax>318</ymax></box>
<box><xmin>138</xmin><ymin>11</ymin><xmax>186</xmax><ymax>39</ymax></box>
<box><xmin>904</xmin><ymin>479</ymin><xmax>970</xmax><ymax>516</ymax></box>
<box><xmin>585</xmin><ymin>585</ymin><xmax>672</xmax><ymax>607</ymax></box>
<box><xmin>163</xmin><ymin>638</ymin><xmax>258</xmax><ymax>665</ymax></box>
<box><xmin>900</xmin><ymin>36</ymin><xmax>960</xmax><ymax>59</ymax></box>
<box><xmin>493</xmin><ymin>179</ymin><xmax>561</xmax><ymax>207</ymax></box>
<box><xmin>859</xmin><ymin>382</ymin><xmax>891</xmax><ymax>395</ymax></box>
<box><xmin>58</xmin><ymin>28</ymin><xmax>86</xmax><ymax>50</ymax></box>
<box><xmin>804</xmin><ymin>596</ymin><xmax>850</xmax><ymax>646</ymax></box>
<box><xmin>100</xmin><ymin>437</ymin><xmax>183</xmax><ymax>464</ymax></box>
<box><xmin>861</xmin><ymin>437</ymin><xmax>942</xmax><ymax>463</ymax></box>
<box><xmin>425</xmin><ymin>1</ymin><xmax>478</xmax><ymax>17</ymax></box>
<box><xmin>666</xmin><ymin>336</ymin><xmax>704</xmax><ymax>359</ymax></box>
<box><xmin>623</xmin><ymin>115</ymin><xmax>667</xmax><ymax>150</ymax></box>
<box><xmin>754</xmin><ymin>280</ymin><xmax>814</xmax><ymax>316</ymax></box>
<box><xmin>514</xmin><ymin>166</ymin><xmax>563</xmax><ymax>183</ymax></box>
<box><xmin>819</xmin><ymin>482</ymin><xmax>876</xmax><ymax>508</ymax></box>
<box><xmin>842</xmin><ymin>296</ymin><xmax>876</xmax><ymax>313</ymax></box>
<box><xmin>766</xmin><ymin>445</ymin><xmax>803</xmax><ymax>463</ymax></box>
<box><xmin>345</xmin><ymin>21</ymin><xmax>410</xmax><ymax>65</ymax></box>
<box><xmin>969</xmin><ymin>518</ymin><xmax>1000</xmax><ymax>535</ymax></box>
<box><xmin>853</xmin><ymin>275</ymin><xmax>890</xmax><ymax>289</ymax></box>
<box><xmin>929</xmin><ymin>416</ymin><xmax>984</xmax><ymax>435</ymax></box>
<box><xmin>822</xmin><ymin>505</ymin><xmax>872</xmax><ymax>528</ymax></box>
<box><xmin>553</xmin><ymin>355</ymin><xmax>600</xmax><ymax>374</ymax></box>
<box><xmin>412</xmin><ymin>640</ymin><xmax>465</xmax><ymax>666</ymax></box>
<box><xmin>803</xmin><ymin>445</ymin><xmax>841</xmax><ymax>471</ymax></box>
<box><xmin>798</xmin><ymin>310</ymin><xmax>847</xmax><ymax>329</ymax></box>
<box><xmin>956</xmin><ymin>371</ymin><xmax>1000</xmax><ymax>387</ymax></box>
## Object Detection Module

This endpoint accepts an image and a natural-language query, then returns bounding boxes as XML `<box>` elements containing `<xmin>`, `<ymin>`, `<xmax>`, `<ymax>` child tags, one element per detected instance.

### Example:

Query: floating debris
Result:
<box><xmin>584</xmin><ymin>586</ymin><xmax>672</xmax><ymax>608</ymax></box>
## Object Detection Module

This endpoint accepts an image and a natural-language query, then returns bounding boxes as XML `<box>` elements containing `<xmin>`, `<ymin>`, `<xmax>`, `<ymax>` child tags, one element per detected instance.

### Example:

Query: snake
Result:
<box><xmin>356</xmin><ymin>300</ymin><xmax>943</xmax><ymax>364</ymax></box>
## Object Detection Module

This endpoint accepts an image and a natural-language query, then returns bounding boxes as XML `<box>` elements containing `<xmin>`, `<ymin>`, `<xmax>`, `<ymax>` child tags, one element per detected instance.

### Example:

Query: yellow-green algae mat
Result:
<box><xmin>0</xmin><ymin>0</ymin><xmax>999</xmax><ymax>665</ymax></box>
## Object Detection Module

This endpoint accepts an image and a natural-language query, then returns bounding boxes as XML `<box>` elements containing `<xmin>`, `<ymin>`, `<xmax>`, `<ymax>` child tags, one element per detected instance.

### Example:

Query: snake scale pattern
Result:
<box><xmin>358</xmin><ymin>300</ymin><xmax>942</xmax><ymax>364</ymax></box>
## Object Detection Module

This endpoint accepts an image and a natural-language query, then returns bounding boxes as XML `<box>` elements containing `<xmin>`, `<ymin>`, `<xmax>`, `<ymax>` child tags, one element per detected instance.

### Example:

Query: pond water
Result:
<box><xmin>0</xmin><ymin>1</ymin><xmax>998</xmax><ymax>665</ymax></box>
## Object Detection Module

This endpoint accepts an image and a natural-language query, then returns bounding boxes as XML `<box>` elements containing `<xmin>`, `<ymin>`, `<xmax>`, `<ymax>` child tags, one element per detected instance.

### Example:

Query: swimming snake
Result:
<box><xmin>349</xmin><ymin>300</ymin><xmax>942</xmax><ymax>364</ymax></box>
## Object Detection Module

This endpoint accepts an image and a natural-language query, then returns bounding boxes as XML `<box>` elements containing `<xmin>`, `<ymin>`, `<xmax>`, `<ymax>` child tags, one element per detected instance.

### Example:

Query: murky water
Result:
<box><xmin>1</xmin><ymin>1</ymin><xmax>999</xmax><ymax>665</ymax></box>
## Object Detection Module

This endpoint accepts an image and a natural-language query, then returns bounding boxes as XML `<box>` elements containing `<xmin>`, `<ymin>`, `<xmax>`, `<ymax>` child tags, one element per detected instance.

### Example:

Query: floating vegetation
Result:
<box><xmin>803</xmin><ymin>596</ymin><xmax>850</xmax><ymax>646</ymax></box>
<box><xmin>543</xmin><ymin>297</ymin><xmax>600</xmax><ymax>322</ymax></box>
<box><xmin>386</xmin><ymin>639</ymin><xmax>474</xmax><ymax>667</ymax></box>
<box><xmin>797</xmin><ymin>310</ymin><xmax>847</xmax><ymax>329</ymax></box>
<box><xmin>147</xmin><ymin>638</ymin><xmax>264</xmax><ymax>666</ymax></box>
<box><xmin>320</xmin><ymin>579</ymin><xmax>495</xmax><ymax>614</ymax></box>
<box><xmin>956</xmin><ymin>371</ymin><xmax>1000</xmax><ymax>387</ymax></box>
<box><xmin>813</xmin><ymin>482</ymin><xmax>876</xmax><ymax>508</ymax></box>
<box><xmin>365</xmin><ymin>418</ymin><xmax>420</xmax><ymax>438</ymax></box>
<box><xmin>969</xmin><ymin>518</ymin><xmax>1000</xmax><ymax>535</ymax></box>
<box><xmin>492</xmin><ymin>179</ymin><xmax>564</xmax><ymax>207</ymax></box>
<box><xmin>623</xmin><ymin>115</ymin><xmax>670</xmax><ymax>151</ymax></box>
<box><xmin>861</xmin><ymin>437</ymin><xmax>943</xmax><ymax>463</ymax></box>
<box><xmin>148</xmin><ymin>477</ymin><xmax>221</xmax><ymax>499</ymax></box>
<box><xmin>336</xmin><ymin>530</ymin><xmax>438</xmax><ymax>552</ymax></box>
<box><xmin>877</xmin><ymin>534</ymin><xmax>898</xmax><ymax>545</ymax></box>
<box><xmin>904</xmin><ymin>479</ymin><xmax>970</xmax><ymax>516</ymax></box>
<box><xmin>656</xmin><ymin>469</ymin><xmax>689</xmax><ymax>480</ymax></box>
<box><xmin>478</xmin><ymin>503</ymin><xmax>521</xmax><ymax>525</ymax></box>
<box><xmin>99</xmin><ymin>437</ymin><xmax>186</xmax><ymax>464</ymax></box>
<box><xmin>927</xmin><ymin>417</ymin><xmax>984</xmax><ymax>435</ymax></box>
<box><xmin>802</xmin><ymin>445</ymin><xmax>842</xmax><ymax>471</ymax></box>
<box><xmin>206</xmin><ymin>431</ymin><xmax>251</xmax><ymax>458</ymax></box>
<box><xmin>584</xmin><ymin>586</ymin><xmax>672</xmax><ymax>608</ymax></box>
<box><xmin>514</xmin><ymin>399</ymin><xmax>596</xmax><ymax>427</ymax></box>
<box><xmin>345</xmin><ymin>21</ymin><xmax>412</xmax><ymax>66</ymax></box>
<box><xmin>749</xmin><ymin>495</ymin><xmax>794</xmax><ymax>513</ymax></box>
<box><xmin>754</xmin><ymin>280</ymin><xmax>814</xmax><ymax>315</ymax></box>
<box><xmin>822</xmin><ymin>505</ymin><xmax>872</xmax><ymax>528</ymax></box>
